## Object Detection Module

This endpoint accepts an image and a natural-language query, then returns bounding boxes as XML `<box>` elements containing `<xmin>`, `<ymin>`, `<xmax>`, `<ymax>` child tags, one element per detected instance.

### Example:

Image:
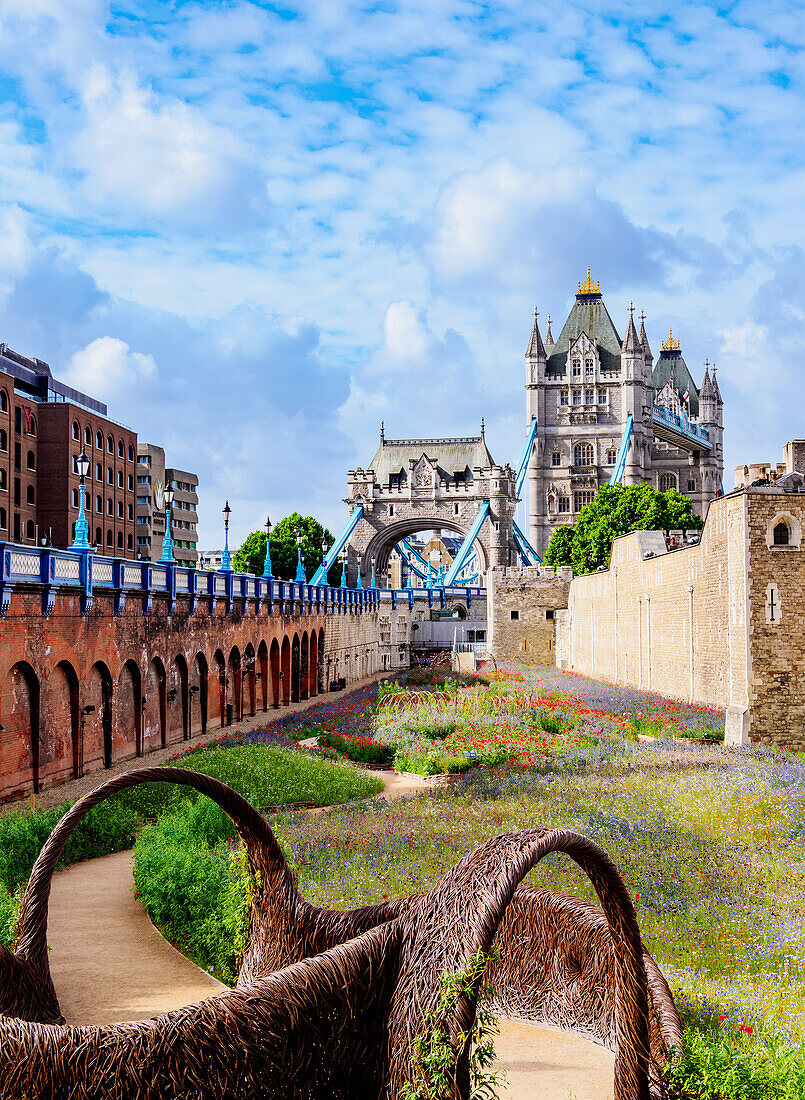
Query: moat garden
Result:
<box><xmin>3</xmin><ymin>664</ymin><xmax>805</xmax><ymax>1099</ymax></box>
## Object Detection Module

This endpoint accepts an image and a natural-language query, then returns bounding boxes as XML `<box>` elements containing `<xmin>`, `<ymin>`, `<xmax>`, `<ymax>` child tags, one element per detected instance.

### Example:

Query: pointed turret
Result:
<box><xmin>622</xmin><ymin>302</ymin><xmax>641</xmax><ymax>355</ymax></box>
<box><xmin>526</xmin><ymin>306</ymin><xmax>546</xmax><ymax>360</ymax></box>
<box><xmin>638</xmin><ymin>310</ymin><xmax>653</xmax><ymax>367</ymax></box>
<box><xmin>700</xmin><ymin>362</ymin><xmax>714</xmax><ymax>400</ymax></box>
<box><xmin>544</xmin><ymin>313</ymin><xmax>554</xmax><ymax>348</ymax></box>
<box><xmin>711</xmin><ymin>362</ymin><xmax>722</xmax><ymax>404</ymax></box>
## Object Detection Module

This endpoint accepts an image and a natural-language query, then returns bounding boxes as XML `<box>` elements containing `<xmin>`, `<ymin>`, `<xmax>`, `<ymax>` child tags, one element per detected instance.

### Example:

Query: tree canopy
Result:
<box><xmin>542</xmin><ymin>485</ymin><xmax>704</xmax><ymax>575</ymax></box>
<box><xmin>233</xmin><ymin>513</ymin><xmax>338</xmax><ymax>582</ymax></box>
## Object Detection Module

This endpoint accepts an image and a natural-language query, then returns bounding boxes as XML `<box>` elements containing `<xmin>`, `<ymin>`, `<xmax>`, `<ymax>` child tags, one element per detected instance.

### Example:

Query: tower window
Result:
<box><xmin>572</xmin><ymin>360</ymin><xmax>581</xmax><ymax>377</ymax></box>
<box><xmin>573</xmin><ymin>442</ymin><xmax>594</xmax><ymax>467</ymax></box>
<box><xmin>585</xmin><ymin>390</ymin><xmax>594</xmax><ymax>404</ymax></box>
<box><xmin>773</xmin><ymin>522</ymin><xmax>790</xmax><ymax>546</ymax></box>
<box><xmin>659</xmin><ymin>473</ymin><xmax>677</xmax><ymax>492</ymax></box>
<box><xmin>606</xmin><ymin>448</ymin><xmax>617</xmax><ymax>464</ymax></box>
<box><xmin>687</xmin><ymin>479</ymin><xmax>696</xmax><ymax>492</ymax></box>
<box><xmin>574</xmin><ymin>490</ymin><xmax>595</xmax><ymax>511</ymax></box>
<box><xmin>558</xmin><ymin>497</ymin><xmax>570</xmax><ymax>513</ymax></box>
<box><xmin>572</xmin><ymin>390</ymin><xmax>581</xmax><ymax>405</ymax></box>
<box><xmin>560</xmin><ymin>391</ymin><xmax>569</xmax><ymax>406</ymax></box>
<box><xmin>598</xmin><ymin>389</ymin><xmax>607</xmax><ymax>404</ymax></box>
<box><xmin>551</xmin><ymin>451</ymin><xmax>561</xmax><ymax>467</ymax></box>
<box><xmin>510</xmin><ymin>610</ymin><xmax>519</xmax><ymax>621</ymax></box>
<box><xmin>585</xmin><ymin>360</ymin><xmax>594</xmax><ymax>376</ymax></box>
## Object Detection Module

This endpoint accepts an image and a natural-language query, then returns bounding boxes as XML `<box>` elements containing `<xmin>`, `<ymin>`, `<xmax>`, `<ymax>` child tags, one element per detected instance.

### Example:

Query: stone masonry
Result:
<box><xmin>487</xmin><ymin>566</ymin><xmax>571</xmax><ymax>666</ymax></box>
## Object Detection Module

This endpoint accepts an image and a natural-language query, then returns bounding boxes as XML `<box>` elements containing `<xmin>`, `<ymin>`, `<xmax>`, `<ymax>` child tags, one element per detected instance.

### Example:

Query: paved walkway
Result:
<box><xmin>46</xmin><ymin>761</ymin><xmax>614</xmax><ymax>1098</ymax></box>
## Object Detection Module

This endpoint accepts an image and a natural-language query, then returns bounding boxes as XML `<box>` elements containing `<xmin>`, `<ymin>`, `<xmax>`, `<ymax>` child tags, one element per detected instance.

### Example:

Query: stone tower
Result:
<box><xmin>525</xmin><ymin>270</ymin><xmax>724</xmax><ymax>556</ymax></box>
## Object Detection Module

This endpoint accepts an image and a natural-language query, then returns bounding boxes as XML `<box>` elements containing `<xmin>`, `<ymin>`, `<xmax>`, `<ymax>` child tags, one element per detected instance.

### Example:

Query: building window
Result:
<box><xmin>106</xmin><ymin>529</ymin><xmax>113</xmax><ymax>546</ymax></box>
<box><xmin>107</xmin><ymin>434</ymin><xmax>114</xmax><ymax>453</ymax></box>
<box><xmin>545</xmin><ymin>609</ymin><xmax>555</xmax><ymax>620</ymax></box>
<box><xmin>0</xmin><ymin>470</ymin><xmax>5</xmax><ymax>489</ymax></box>
<box><xmin>606</xmin><ymin>448</ymin><xmax>617</xmax><ymax>464</ymax></box>
<box><xmin>128</xmin><ymin>444</ymin><xmax>134</xmax><ymax>461</ymax></box>
<box><xmin>658</xmin><ymin>473</ymin><xmax>677</xmax><ymax>492</ymax></box>
<box><xmin>85</xmin><ymin>425</ymin><xmax>92</xmax><ymax>445</ymax></box>
<box><xmin>598</xmin><ymin>389</ymin><xmax>607</xmax><ymax>404</ymax></box>
<box><xmin>13</xmin><ymin>478</ymin><xmax>19</xmax><ymax>506</ymax></box>
<box><xmin>96</xmin><ymin>430</ymin><xmax>103</xmax><ymax>448</ymax></box>
<box><xmin>107</xmin><ymin>498</ymin><xmax>113</xmax><ymax>515</ymax></box>
<box><xmin>572</xmin><ymin>360</ymin><xmax>581</xmax><ymax>376</ymax></box>
<box><xmin>95</xmin><ymin>462</ymin><xmax>102</xmax><ymax>480</ymax></box>
<box><xmin>95</xmin><ymin>526</ymin><xmax>102</xmax><ymax>545</ymax></box>
<box><xmin>585</xmin><ymin>360</ymin><xmax>594</xmax><ymax>376</ymax></box>
<box><xmin>389</xmin><ymin>473</ymin><xmax>401</xmax><ymax>489</ymax></box>
<box><xmin>72</xmin><ymin>488</ymin><xmax>79</xmax><ymax>508</ymax></box>
<box><xmin>128</xmin><ymin>474</ymin><xmax>133</xmax><ymax>491</ymax></box>
<box><xmin>773</xmin><ymin>521</ymin><xmax>790</xmax><ymax>546</ymax></box>
<box><xmin>574</xmin><ymin>442</ymin><xmax>594</xmax><ymax>466</ymax></box>
<box><xmin>137</xmin><ymin>475</ymin><xmax>150</xmax><ymax>485</ymax></box>
<box><xmin>128</xmin><ymin>533</ymin><xmax>133</xmax><ymax>550</ymax></box>
<box><xmin>26</xmin><ymin>519</ymin><xmax>34</xmax><ymax>540</ymax></box>
<box><xmin>560</xmin><ymin>391</ymin><xmax>569</xmax><ymax>406</ymax></box>
<box><xmin>26</xmin><ymin>485</ymin><xmax>34</xmax><ymax>505</ymax></box>
<box><xmin>0</xmin><ymin>507</ymin><xmax>6</xmax><ymax>529</ymax></box>
<box><xmin>574</xmin><ymin>490</ymin><xmax>595</xmax><ymax>511</ymax></box>
<box><xmin>0</xmin><ymin>390</ymin><xmax>7</xmax><ymax>413</ymax></box>
<box><xmin>96</xmin><ymin>494</ymin><xmax>102</xmax><ymax>512</ymax></box>
<box><xmin>453</xmin><ymin>502</ymin><xmax>460</xmax><ymax>515</ymax></box>
<box><xmin>117</xmin><ymin>501</ymin><xmax>124</xmax><ymax>518</ymax></box>
<box><xmin>26</xmin><ymin>450</ymin><xmax>35</xmax><ymax>470</ymax></box>
<box><xmin>551</xmin><ymin>451</ymin><xmax>561</xmax><ymax>466</ymax></box>
<box><xmin>107</xmin><ymin>467</ymin><xmax>113</xmax><ymax>484</ymax></box>
<box><xmin>28</xmin><ymin>416</ymin><xmax>35</xmax><ymax>437</ymax></box>
<box><xmin>0</xmin><ymin>429</ymin><xmax>6</xmax><ymax>451</ymax></box>
<box><xmin>72</xmin><ymin>420</ymin><xmax>80</xmax><ymax>441</ymax></box>
<box><xmin>687</xmin><ymin>478</ymin><xmax>696</xmax><ymax>492</ymax></box>
<box><xmin>118</xmin><ymin>531</ymin><xmax>124</xmax><ymax>549</ymax></box>
<box><xmin>389</xmin><ymin>504</ymin><xmax>395</xmax><ymax>517</ymax></box>
<box><xmin>118</xmin><ymin>439</ymin><xmax>124</xmax><ymax>457</ymax></box>
<box><xmin>14</xmin><ymin>407</ymin><xmax>21</xmax><ymax>434</ymax></box>
<box><xmin>572</xmin><ymin>390</ymin><xmax>581</xmax><ymax>405</ymax></box>
<box><xmin>558</xmin><ymin>497</ymin><xmax>570</xmax><ymax>513</ymax></box>
<box><xmin>137</xmin><ymin>454</ymin><xmax>149</xmax><ymax>464</ymax></box>
<box><xmin>128</xmin><ymin>503</ymin><xmax>133</xmax><ymax>519</ymax></box>
<box><xmin>510</xmin><ymin>610</ymin><xmax>520</xmax><ymax>621</ymax></box>
<box><xmin>585</xmin><ymin>389</ymin><xmax>594</xmax><ymax>404</ymax></box>
<box><xmin>118</xmin><ymin>470</ymin><xmax>124</xmax><ymax>488</ymax></box>
<box><xmin>137</xmin><ymin>495</ymin><xmax>149</xmax><ymax>504</ymax></box>
<box><xmin>72</xmin><ymin>454</ymin><xmax>79</xmax><ymax>474</ymax></box>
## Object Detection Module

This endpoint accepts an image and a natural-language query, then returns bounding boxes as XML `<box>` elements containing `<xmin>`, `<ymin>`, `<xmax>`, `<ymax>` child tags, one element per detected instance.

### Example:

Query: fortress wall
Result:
<box><xmin>487</xmin><ymin>566</ymin><xmax>572</xmax><ymax>666</ymax></box>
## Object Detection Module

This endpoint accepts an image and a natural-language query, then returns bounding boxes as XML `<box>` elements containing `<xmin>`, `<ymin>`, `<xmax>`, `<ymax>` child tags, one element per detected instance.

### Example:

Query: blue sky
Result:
<box><xmin>0</xmin><ymin>0</ymin><xmax>803</xmax><ymax>548</ymax></box>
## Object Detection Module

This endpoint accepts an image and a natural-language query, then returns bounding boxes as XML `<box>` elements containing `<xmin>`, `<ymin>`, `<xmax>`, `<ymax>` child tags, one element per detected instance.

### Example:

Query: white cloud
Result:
<box><xmin>65</xmin><ymin>336</ymin><xmax>157</xmax><ymax>401</ymax></box>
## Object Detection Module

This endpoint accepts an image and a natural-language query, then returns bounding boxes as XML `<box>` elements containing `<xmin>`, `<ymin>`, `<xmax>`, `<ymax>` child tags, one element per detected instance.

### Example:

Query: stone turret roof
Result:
<box><xmin>639</xmin><ymin>315</ymin><xmax>653</xmax><ymax>362</ymax></box>
<box><xmin>526</xmin><ymin>308</ymin><xmax>546</xmax><ymax>359</ymax></box>
<box><xmin>545</xmin><ymin>293</ymin><xmax>623</xmax><ymax>375</ymax></box>
<box><xmin>621</xmin><ymin>306</ymin><xmax>641</xmax><ymax>354</ymax></box>
<box><xmin>711</xmin><ymin>366</ymin><xmax>722</xmax><ymax>403</ymax></box>
<box><xmin>366</xmin><ymin>435</ymin><xmax>495</xmax><ymax>484</ymax></box>
<box><xmin>653</xmin><ymin>349</ymin><xmax>700</xmax><ymax>418</ymax></box>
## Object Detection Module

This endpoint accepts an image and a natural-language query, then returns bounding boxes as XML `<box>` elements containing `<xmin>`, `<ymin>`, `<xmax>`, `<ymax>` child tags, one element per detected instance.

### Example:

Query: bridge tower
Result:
<box><xmin>525</xmin><ymin>270</ymin><xmax>724</xmax><ymax>557</ymax></box>
<box><xmin>344</xmin><ymin>429</ymin><xmax>517</xmax><ymax>587</ymax></box>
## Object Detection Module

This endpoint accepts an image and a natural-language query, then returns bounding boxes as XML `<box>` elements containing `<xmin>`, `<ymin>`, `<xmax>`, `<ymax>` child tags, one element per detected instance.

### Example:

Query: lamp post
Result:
<box><xmin>71</xmin><ymin>451</ymin><xmax>91</xmax><ymax>550</ymax></box>
<box><xmin>355</xmin><ymin>552</ymin><xmax>363</xmax><ymax>590</ymax></box>
<box><xmin>160</xmin><ymin>481</ymin><xmax>175</xmax><ymax>563</ymax></box>
<box><xmin>295</xmin><ymin>531</ymin><xmax>307</xmax><ymax>583</ymax></box>
<box><xmin>339</xmin><ymin>550</ymin><xmax>347</xmax><ymax>588</ymax></box>
<box><xmin>262</xmin><ymin>515</ymin><xmax>273</xmax><ymax>578</ymax></box>
<box><xmin>369</xmin><ymin>555</ymin><xmax>377</xmax><ymax>589</ymax></box>
<box><xmin>221</xmin><ymin>501</ymin><xmax>232</xmax><ymax>572</ymax></box>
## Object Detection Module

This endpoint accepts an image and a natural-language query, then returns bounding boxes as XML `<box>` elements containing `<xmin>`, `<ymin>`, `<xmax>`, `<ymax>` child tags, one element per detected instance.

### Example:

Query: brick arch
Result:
<box><xmin>191</xmin><ymin>651</ymin><xmax>208</xmax><ymax>736</ymax></box>
<box><xmin>4</xmin><ymin>661</ymin><xmax>40</xmax><ymax>797</ymax></box>
<box><xmin>358</xmin><ymin>516</ymin><xmax>489</xmax><ymax>584</ymax></box>
<box><xmin>257</xmin><ymin>641</ymin><xmax>269</xmax><ymax>712</ymax></box>
<box><xmin>309</xmin><ymin>630</ymin><xmax>319</xmax><ymax>697</ymax></box>
<box><xmin>144</xmin><ymin>656</ymin><xmax>166</xmax><ymax>752</ymax></box>
<box><xmin>228</xmin><ymin>646</ymin><xmax>241</xmax><ymax>723</ymax></box>
<box><xmin>44</xmin><ymin>660</ymin><xmax>79</xmax><ymax>786</ymax></box>
<box><xmin>291</xmin><ymin>633</ymin><xmax>301</xmax><ymax>703</ymax></box>
<box><xmin>211</xmin><ymin>649</ymin><xmax>226</xmax><ymax>728</ymax></box>
<box><xmin>85</xmin><ymin>662</ymin><xmax>114</xmax><ymax>772</ymax></box>
<box><xmin>172</xmin><ymin>654</ymin><xmax>189</xmax><ymax>742</ymax></box>
<box><xmin>300</xmin><ymin>633</ymin><xmax>309</xmax><ymax>701</ymax></box>
<box><xmin>117</xmin><ymin>660</ymin><xmax>142</xmax><ymax>759</ymax></box>
<box><xmin>244</xmin><ymin>642</ymin><xmax>256</xmax><ymax>718</ymax></box>
<box><xmin>280</xmin><ymin>636</ymin><xmax>291</xmax><ymax>706</ymax></box>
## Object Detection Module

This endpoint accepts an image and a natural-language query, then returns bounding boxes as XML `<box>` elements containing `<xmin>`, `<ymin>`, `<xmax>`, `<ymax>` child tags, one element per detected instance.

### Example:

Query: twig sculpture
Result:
<box><xmin>0</xmin><ymin>767</ymin><xmax>681</xmax><ymax>1099</ymax></box>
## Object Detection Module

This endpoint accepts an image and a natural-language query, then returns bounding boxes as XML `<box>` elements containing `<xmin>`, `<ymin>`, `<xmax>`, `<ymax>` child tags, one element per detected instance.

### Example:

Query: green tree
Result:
<box><xmin>543</xmin><ymin>524</ymin><xmax>575</xmax><ymax>568</ymax></box>
<box><xmin>233</xmin><ymin>513</ymin><xmax>338</xmax><ymax>581</ymax></box>
<box><xmin>569</xmin><ymin>484</ymin><xmax>704</xmax><ymax>575</ymax></box>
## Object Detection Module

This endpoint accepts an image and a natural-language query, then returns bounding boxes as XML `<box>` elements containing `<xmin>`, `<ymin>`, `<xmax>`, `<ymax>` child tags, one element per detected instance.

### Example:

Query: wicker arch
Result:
<box><xmin>0</xmin><ymin>769</ymin><xmax>664</xmax><ymax>1099</ymax></box>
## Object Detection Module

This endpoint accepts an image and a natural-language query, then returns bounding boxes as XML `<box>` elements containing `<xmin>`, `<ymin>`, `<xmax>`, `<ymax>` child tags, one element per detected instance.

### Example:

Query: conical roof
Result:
<box><xmin>526</xmin><ymin>308</ymin><xmax>546</xmax><ymax>359</ymax></box>
<box><xmin>653</xmin><ymin>336</ymin><xmax>700</xmax><ymax>417</ymax></box>
<box><xmin>639</xmin><ymin>313</ymin><xmax>653</xmax><ymax>362</ymax></box>
<box><xmin>622</xmin><ymin>305</ymin><xmax>641</xmax><ymax>354</ymax></box>
<box><xmin>545</xmin><ymin>293</ymin><xmax>623</xmax><ymax>375</ymax></box>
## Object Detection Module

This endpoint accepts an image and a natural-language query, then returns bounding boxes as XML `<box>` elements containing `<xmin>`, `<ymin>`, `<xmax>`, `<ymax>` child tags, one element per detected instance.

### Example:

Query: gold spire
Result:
<box><xmin>662</xmin><ymin>327</ymin><xmax>681</xmax><ymax>352</ymax></box>
<box><xmin>577</xmin><ymin>266</ymin><xmax>600</xmax><ymax>295</ymax></box>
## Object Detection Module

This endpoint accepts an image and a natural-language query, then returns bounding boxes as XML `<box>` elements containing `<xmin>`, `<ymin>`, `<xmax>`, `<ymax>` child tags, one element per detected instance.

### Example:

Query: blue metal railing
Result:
<box><xmin>652</xmin><ymin>404</ymin><xmax>712</xmax><ymax>448</ymax></box>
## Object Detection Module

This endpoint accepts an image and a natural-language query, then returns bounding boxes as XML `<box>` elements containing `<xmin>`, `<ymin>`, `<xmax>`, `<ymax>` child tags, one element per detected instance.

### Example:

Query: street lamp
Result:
<box><xmin>295</xmin><ymin>530</ymin><xmax>307</xmax><ymax>583</ymax></box>
<box><xmin>221</xmin><ymin>501</ymin><xmax>232</xmax><ymax>572</ymax></box>
<box><xmin>355</xmin><ymin>551</ymin><xmax>363</xmax><ymax>590</ymax></box>
<box><xmin>339</xmin><ymin>549</ymin><xmax>347</xmax><ymax>588</ymax></box>
<box><xmin>71</xmin><ymin>451</ymin><xmax>91</xmax><ymax>550</ymax></box>
<box><xmin>369</xmin><ymin>555</ymin><xmax>377</xmax><ymax>589</ymax></box>
<box><xmin>262</xmin><ymin>515</ymin><xmax>273</xmax><ymax>578</ymax></box>
<box><xmin>406</xmin><ymin>552</ymin><xmax>414</xmax><ymax>589</ymax></box>
<box><xmin>160</xmin><ymin>481</ymin><xmax>175</xmax><ymax>564</ymax></box>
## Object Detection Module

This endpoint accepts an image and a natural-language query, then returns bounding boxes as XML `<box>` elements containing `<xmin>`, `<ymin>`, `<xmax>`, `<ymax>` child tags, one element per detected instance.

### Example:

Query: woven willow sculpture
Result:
<box><xmin>0</xmin><ymin>767</ymin><xmax>681</xmax><ymax>1099</ymax></box>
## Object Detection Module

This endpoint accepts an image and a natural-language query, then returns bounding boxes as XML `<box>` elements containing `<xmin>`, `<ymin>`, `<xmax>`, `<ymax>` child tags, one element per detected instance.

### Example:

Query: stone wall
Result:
<box><xmin>558</xmin><ymin>489</ymin><xmax>805</xmax><ymax>748</ymax></box>
<box><xmin>487</xmin><ymin>566</ymin><xmax>571</xmax><ymax>665</ymax></box>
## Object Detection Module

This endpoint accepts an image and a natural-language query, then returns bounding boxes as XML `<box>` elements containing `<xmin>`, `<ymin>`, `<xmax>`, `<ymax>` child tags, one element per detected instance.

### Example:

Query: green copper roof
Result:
<box><xmin>546</xmin><ymin>294</ymin><xmax>623</xmax><ymax>374</ymax></box>
<box><xmin>652</xmin><ymin>350</ymin><xmax>699</xmax><ymax>417</ymax></box>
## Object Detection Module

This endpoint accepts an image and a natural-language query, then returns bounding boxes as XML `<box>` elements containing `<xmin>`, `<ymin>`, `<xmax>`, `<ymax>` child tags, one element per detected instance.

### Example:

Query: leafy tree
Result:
<box><xmin>233</xmin><ymin>513</ymin><xmax>338</xmax><ymax>581</ymax></box>
<box><xmin>568</xmin><ymin>484</ymin><xmax>704</xmax><ymax>575</ymax></box>
<box><xmin>543</xmin><ymin>524</ymin><xmax>575</xmax><ymax>568</ymax></box>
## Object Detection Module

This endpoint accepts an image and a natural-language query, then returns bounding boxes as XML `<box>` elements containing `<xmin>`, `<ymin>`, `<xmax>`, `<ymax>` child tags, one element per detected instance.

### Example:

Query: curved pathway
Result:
<box><xmin>46</xmin><ymin>769</ymin><xmax>614</xmax><ymax>1098</ymax></box>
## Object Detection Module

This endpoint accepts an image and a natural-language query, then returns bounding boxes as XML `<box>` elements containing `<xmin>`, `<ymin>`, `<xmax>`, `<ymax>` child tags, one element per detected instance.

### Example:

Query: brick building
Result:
<box><xmin>136</xmin><ymin>444</ymin><xmax>199</xmax><ymax>564</ymax></box>
<box><xmin>0</xmin><ymin>344</ymin><xmax>136</xmax><ymax>553</ymax></box>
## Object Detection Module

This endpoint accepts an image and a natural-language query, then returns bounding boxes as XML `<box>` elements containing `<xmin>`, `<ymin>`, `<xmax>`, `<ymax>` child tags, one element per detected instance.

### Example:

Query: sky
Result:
<box><xmin>0</xmin><ymin>0</ymin><xmax>803</xmax><ymax>550</ymax></box>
